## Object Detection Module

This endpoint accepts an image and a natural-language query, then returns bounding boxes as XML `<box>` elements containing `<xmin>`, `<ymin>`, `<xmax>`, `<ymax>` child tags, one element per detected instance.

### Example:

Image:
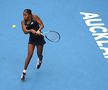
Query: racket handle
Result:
<box><xmin>35</xmin><ymin>32</ymin><xmax>43</xmax><ymax>36</ymax></box>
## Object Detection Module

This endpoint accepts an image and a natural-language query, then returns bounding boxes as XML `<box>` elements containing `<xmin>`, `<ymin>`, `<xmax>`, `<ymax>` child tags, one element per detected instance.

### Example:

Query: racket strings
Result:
<box><xmin>45</xmin><ymin>31</ymin><xmax>60</xmax><ymax>42</ymax></box>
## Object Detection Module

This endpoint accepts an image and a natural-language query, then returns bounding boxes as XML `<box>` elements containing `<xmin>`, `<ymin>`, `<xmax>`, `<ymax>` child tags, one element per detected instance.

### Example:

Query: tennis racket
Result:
<box><xmin>41</xmin><ymin>31</ymin><xmax>60</xmax><ymax>42</ymax></box>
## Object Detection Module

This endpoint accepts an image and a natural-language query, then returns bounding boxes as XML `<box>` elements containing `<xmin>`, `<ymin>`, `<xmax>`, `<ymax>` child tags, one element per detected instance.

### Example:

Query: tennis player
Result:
<box><xmin>20</xmin><ymin>9</ymin><xmax>46</xmax><ymax>80</ymax></box>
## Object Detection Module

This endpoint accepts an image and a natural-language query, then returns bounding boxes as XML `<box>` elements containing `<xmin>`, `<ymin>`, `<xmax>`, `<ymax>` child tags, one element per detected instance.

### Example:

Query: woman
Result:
<box><xmin>20</xmin><ymin>9</ymin><xmax>46</xmax><ymax>80</ymax></box>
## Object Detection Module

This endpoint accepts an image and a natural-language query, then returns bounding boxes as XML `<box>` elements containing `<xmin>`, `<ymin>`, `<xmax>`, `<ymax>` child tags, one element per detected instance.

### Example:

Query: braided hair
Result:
<box><xmin>23</xmin><ymin>9</ymin><xmax>32</xmax><ymax>15</ymax></box>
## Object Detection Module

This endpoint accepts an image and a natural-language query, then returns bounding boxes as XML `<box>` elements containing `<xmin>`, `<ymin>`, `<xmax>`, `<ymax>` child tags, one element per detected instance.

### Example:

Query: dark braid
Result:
<box><xmin>23</xmin><ymin>9</ymin><xmax>32</xmax><ymax>15</ymax></box>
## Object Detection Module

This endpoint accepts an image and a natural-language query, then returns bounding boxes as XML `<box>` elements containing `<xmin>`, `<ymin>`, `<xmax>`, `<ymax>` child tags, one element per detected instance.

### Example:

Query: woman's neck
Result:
<box><xmin>26</xmin><ymin>16</ymin><xmax>32</xmax><ymax>24</ymax></box>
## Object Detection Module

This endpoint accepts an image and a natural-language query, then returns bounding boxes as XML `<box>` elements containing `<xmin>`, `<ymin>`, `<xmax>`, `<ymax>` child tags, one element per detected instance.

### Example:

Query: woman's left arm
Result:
<box><xmin>33</xmin><ymin>15</ymin><xmax>44</xmax><ymax>32</ymax></box>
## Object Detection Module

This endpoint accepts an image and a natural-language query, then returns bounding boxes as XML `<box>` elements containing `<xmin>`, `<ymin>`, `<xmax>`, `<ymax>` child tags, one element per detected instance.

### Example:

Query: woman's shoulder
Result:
<box><xmin>21</xmin><ymin>20</ymin><xmax>24</xmax><ymax>23</ymax></box>
<box><xmin>32</xmin><ymin>15</ymin><xmax>39</xmax><ymax>19</ymax></box>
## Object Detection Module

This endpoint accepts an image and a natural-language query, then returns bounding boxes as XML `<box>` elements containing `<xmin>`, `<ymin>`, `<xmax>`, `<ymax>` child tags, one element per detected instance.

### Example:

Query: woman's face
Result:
<box><xmin>23</xmin><ymin>12</ymin><xmax>30</xmax><ymax>21</ymax></box>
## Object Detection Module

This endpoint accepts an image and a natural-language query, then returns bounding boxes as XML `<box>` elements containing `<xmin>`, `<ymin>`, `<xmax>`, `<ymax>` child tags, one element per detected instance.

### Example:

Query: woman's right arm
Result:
<box><xmin>21</xmin><ymin>21</ymin><xmax>37</xmax><ymax>34</ymax></box>
<box><xmin>21</xmin><ymin>20</ymin><xmax>31</xmax><ymax>34</ymax></box>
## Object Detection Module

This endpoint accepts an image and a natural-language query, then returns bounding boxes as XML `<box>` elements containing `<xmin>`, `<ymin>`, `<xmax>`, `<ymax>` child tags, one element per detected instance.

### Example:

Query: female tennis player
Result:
<box><xmin>20</xmin><ymin>9</ymin><xmax>46</xmax><ymax>80</ymax></box>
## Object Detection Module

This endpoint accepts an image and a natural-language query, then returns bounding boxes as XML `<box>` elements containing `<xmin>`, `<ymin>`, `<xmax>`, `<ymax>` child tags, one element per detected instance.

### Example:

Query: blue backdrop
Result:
<box><xmin>0</xmin><ymin>0</ymin><xmax>108</xmax><ymax>90</ymax></box>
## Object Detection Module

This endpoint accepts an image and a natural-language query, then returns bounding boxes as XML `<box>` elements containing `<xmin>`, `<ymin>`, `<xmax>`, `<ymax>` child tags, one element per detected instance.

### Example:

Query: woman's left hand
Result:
<box><xmin>36</xmin><ymin>30</ymin><xmax>41</xmax><ymax>35</ymax></box>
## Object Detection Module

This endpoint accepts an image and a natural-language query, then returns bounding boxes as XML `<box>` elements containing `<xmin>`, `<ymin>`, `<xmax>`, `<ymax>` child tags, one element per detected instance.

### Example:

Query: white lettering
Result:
<box><xmin>96</xmin><ymin>41</ymin><xmax>108</xmax><ymax>46</ymax></box>
<box><xmin>80</xmin><ymin>12</ymin><xmax>99</xmax><ymax>20</ymax></box>
<box><xmin>89</xmin><ymin>26</ymin><xmax>107</xmax><ymax>33</ymax></box>
<box><xmin>100</xmin><ymin>47</ymin><xmax>108</xmax><ymax>56</ymax></box>
<box><xmin>85</xmin><ymin>19</ymin><xmax>104</xmax><ymax>26</ymax></box>
<box><xmin>80</xmin><ymin>12</ymin><xmax>108</xmax><ymax>61</ymax></box>
<box><xmin>92</xmin><ymin>33</ymin><xmax>108</xmax><ymax>40</ymax></box>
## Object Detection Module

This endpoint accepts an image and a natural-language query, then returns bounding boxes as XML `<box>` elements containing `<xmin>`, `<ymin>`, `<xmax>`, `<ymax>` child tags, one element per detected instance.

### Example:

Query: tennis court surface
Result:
<box><xmin>0</xmin><ymin>0</ymin><xmax>108</xmax><ymax>90</ymax></box>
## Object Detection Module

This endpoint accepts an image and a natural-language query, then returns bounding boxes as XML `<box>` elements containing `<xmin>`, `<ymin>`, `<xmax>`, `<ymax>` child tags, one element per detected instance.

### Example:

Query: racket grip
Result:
<box><xmin>35</xmin><ymin>32</ymin><xmax>43</xmax><ymax>36</ymax></box>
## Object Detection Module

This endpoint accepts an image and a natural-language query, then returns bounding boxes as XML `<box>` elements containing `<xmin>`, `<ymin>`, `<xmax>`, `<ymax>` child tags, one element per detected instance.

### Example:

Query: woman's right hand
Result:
<box><xmin>31</xmin><ymin>29</ymin><xmax>37</xmax><ymax>34</ymax></box>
